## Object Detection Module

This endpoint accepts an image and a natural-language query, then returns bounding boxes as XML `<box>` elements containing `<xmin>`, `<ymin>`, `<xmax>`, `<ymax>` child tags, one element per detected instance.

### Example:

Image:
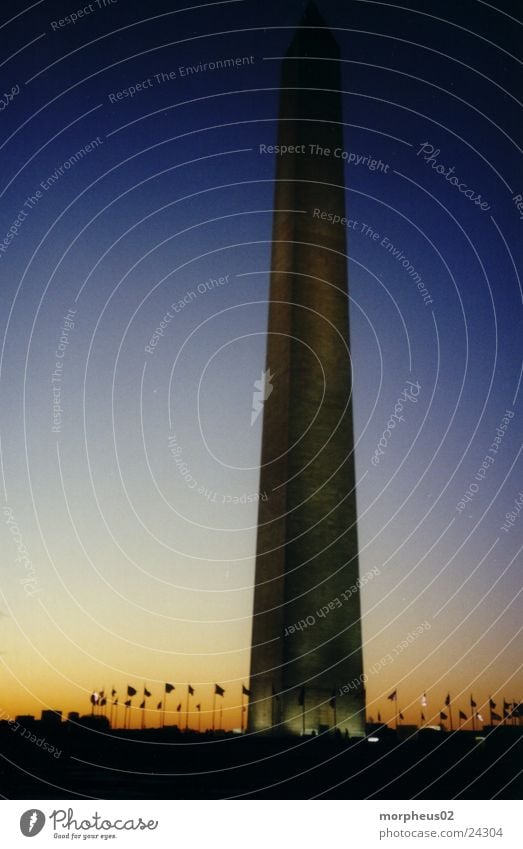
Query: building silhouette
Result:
<box><xmin>248</xmin><ymin>2</ymin><xmax>365</xmax><ymax>737</ymax></box>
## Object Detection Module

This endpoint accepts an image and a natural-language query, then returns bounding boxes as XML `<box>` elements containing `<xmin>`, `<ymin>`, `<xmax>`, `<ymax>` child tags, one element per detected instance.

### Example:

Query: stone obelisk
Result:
<box><xmin>248</xmin><ymin>2</ymin><xmax>365</xmax><ymax>737</ymax></box>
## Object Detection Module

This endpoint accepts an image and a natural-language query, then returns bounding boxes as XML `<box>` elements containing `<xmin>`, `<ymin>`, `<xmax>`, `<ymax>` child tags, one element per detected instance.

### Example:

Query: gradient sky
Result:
<box><xmin>0</xmin><ymin>0</ymin><xmax>521</xmax><ymax>732</ymax></box>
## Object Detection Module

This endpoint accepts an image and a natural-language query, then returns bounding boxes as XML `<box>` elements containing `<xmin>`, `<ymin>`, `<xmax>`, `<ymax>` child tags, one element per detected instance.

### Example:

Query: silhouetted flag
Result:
<box><xmin>127</xmin><ymin>686</ymin><xmax>137</xmax><ymax>697</ymax></box>
<box><xmin>489</xmin><ymin>698</ymin><xmax>496</xmax><ymax>709</ymax></box>
<box><xmin>124</xmin><ymin>699</ymin><xmax>131</xmax><ymax>707</ymax></box>
<box><xmin>100</xmin><ymin>698</ymin><xmax>107</xmax><ymax>706</ymax></box>
<box><xmin>90</xmin><ymin>693</ymin><xmax>98</xmax><ymax>705</ymax></box>
<box><xmin>215</xmin><ymin>684</ymin><xmax>225</xmax><ymax>697</ymax></box>
<box><xmin>445</xmin><ymin>693</ymin><xmax>451</xmax><ymax>706</ymax></box>
<box><xmin>470</xmin><ymin>696</ymin><xmax>476</xmax><ymax>708</ymax></box>
<box><xmin>99</xmin><ymin>690</ymin><xmax>105</xmax><ymax>698</ymax></box>
<box><xmin>188</xmin><ymin>685</ymin><xmax>195</xmax><ymax>696</ymax></box>
<box><xmin>242</xmin><ymin>685</ymin><xmax>251</xmax><ymax>697</ymax></box>
<box><xmin>165</xmin><ymin>683</ymin><xmax>175</xmax><ymax>693</ymax></box>
<box><xmin>491</xmin><ymin>711</ymin><xmax>502</xmax><ymax>721</ymax></box>
<box><xmin>387</xmin><ymin>691</ymin><xmax>397</xmax><ymax>701</ymax></box>
<box><xmin>459</xmin><ymin>710</ymin><xmax>467</xmax><ymax>720</ymax></box>
<box><xmin>176</xmin><ymin>703</ymin><xmax>182</xmax><ymax>711</ymax></box>
<box><xmin>421</xmin><ymin>712</ymin><xmax>425</xmax><ymax>722</ymax></box>
<box><xmin>196</xmin><ymin>704</ymin><xmax>201</xmax><ymax>711</ymax></box>
<box><xmin>114</xmin><ymin>699</ymin><xmax>118</xmax><ymax>706</ymax></box>
<box><xmin>440</xmin><ymin>711</ymin><xmax>447</xmax><ymax>720</ymax></box>
<box><xmin>139</xmin><ymin>700</ymin><xmax>145</xmax><ymax>709</ymax></box>
<box><xmin>144</xmin><ymin>687</ymin><xmax>151</xmax><ymax>698</ymax></box>
<box><xmin>298</xmin><ymin>686</ymin><xmax>305</xmax><ymax>706</ymax></box>
<box><xmin>399</xmin><ymin>712</ymin><xmax>404</xmax><ymax>720</ymax></box>
<box><xmin>111</xmin><ymin>688</ymin><xmax>117</xmax><ymax>698</ymax></box>
<box><xmin>157</xmin><ymin>701</ymin><xmax>162</xmax><ymax>710</ymax></box>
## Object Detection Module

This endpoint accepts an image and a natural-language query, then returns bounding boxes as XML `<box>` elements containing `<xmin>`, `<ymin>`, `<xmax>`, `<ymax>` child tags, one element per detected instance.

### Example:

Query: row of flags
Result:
<box><xmin>91</xmin><ymin>683</ymin><xmax>237</xmax><ymax>706</ymax></box>
<box><xmin>384</xmin><ymin>691</ymin><xmax>522</xmax><ymax>728</ymax></box>
<box><xmin>88</xmin><ymin>683</ymin><xmax>521</xmax><ymax>731</ymax></box>
<box><xmin>89</xmin><ymin>683</ymin><xmax>251</xmax><ymax>729</ymax></box>
<box><xmin>90</xmin><ymin>684</ymin><xmax>520</xmax><ymax>717</ymax></box>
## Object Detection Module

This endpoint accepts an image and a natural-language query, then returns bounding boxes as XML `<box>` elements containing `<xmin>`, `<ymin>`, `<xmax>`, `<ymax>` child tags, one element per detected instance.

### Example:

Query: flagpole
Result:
<box><xmin>489</xmin><ymin>696</ymin><xmax>493</xmax><ymax>727</ymax></box>
<box><xmin>302</xmin><ymin>690</ymin><xmax>305</xmax><ymax>737</ymax></box>
<box><xmin>162</xmin><ymin>693</ymin><xmax>166</xmax><ymax>729</ymax></box>
<box><xmin>449</xmin><ymin>700</ymin><xmax>453</xmax><ymax>732</ymax></box>
<box><xmin>219</xmin><ymin>704</ymin><xmax>223</xmax><ymax>731</ymax></box>
<box><xmin>185</xmin><ymin>687</ymin><xmax>190</xmax><ymax>731</ymax></box>
<box><xmin>241</xmin><ymin>689</ymin><xmax>245</xmax><ymax>734</ymax></box>
<box><xmin>395</xmin><ymin>693</ymin><xmax>398</xmax><ymax>731</ymax></box>
<box><xmin>471</xmin><ymin>696</ymin><xmax>476</xmax><ymax>732</ymax></box>
<box><xmin>212</xmin><ymin>690</ymin><xmax>216</xmax><ymax>733</ymax></box>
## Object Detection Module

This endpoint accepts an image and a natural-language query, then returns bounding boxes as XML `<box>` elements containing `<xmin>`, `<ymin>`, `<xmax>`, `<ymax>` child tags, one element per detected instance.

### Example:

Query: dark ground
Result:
<box><xmin>0</xmin><ymin>721</ymin><xmax>521</xmax><ymax>800</ymax></box>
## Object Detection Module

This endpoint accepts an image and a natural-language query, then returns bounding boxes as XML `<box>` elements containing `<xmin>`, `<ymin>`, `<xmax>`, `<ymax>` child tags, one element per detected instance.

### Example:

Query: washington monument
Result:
<box><xmin>248</xmin><ymin>2</ymin><xmax>365</xmax><ymax>738</ymax></box>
